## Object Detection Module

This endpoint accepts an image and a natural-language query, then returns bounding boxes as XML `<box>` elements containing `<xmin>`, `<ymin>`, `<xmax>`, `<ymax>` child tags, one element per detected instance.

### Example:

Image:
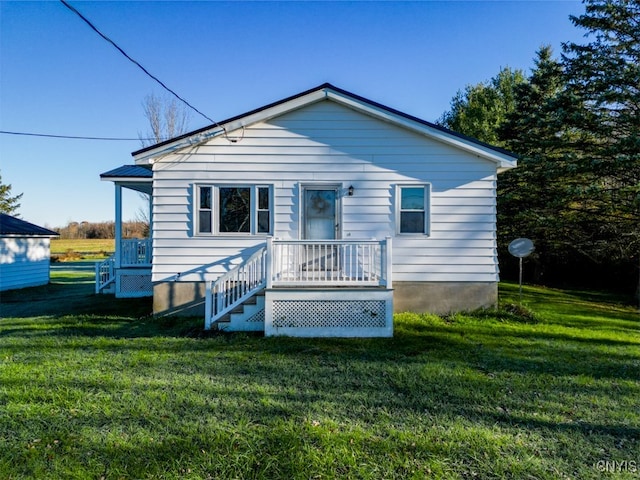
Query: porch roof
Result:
<box><xmin>100</xmin><ymin>165</ymin><xmax>152</xmax><ymax>179</ymax></box>
<box><xmin>100</xmin><ymin>165</ymin><xmax>152</xmax><ymax>194</ymax></box>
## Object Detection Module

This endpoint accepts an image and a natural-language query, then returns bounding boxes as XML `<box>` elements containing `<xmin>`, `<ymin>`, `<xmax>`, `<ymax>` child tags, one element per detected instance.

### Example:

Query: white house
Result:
<box><xmin>0</xmin><ymin>213</ymin><xmax>59</xmax><ymax>292</ymax></box>
<box><xmin>97</xmin><ymin>83</ymin><xmax>517</xmax><ymax>337</ymax></box>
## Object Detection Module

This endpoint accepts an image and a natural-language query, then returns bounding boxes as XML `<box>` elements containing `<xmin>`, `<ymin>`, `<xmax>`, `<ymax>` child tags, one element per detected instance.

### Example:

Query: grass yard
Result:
<box><xmin>0</xmin><ymin>270</ymin><xmax>638</xmax><ymax>479</ymax></box>
<box><xmin>51</xmin><ymin>238</ymin><xmax>115</xmax><ymax>261</ymax></box>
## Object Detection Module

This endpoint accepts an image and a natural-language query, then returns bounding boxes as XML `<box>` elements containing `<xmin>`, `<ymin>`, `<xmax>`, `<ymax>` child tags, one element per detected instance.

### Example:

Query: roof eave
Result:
<box><xmin>324</xmin><ymin>89</ymin><xmax>517</xmax><ymax>167</ymax></box>
<box><xmin>100</xmin><ymin>175</ymin><xmax>153</xmax><ymax>182</ymax></box>
<box><xmin>1</xmin><ymin>232</ymin><xmax>59</xmax><ymax>238</ymax></box>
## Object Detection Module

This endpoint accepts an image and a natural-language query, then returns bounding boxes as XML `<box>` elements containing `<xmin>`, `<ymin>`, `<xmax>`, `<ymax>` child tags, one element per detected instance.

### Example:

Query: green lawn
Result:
<box><xmin>50</xmin><ymin>239</ymin><xmax>115</xmax><ymax>261</ymax></box>
<box><xmin>0</xmin><ymin>271</ymin><xmax>638</xmax><ymax>479</ymax></box>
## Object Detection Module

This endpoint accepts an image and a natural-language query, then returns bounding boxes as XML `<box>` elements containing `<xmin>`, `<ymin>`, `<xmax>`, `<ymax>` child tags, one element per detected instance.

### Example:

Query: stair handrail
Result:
<box><xmin>205</xmin><ymin>246</ymin><xmax>268</xmax><ymax>330</ymax></box>
<box><xmin>95</xmin><ymin>255</ymin><xmax>116</xmax><ymax>294</ymax></box>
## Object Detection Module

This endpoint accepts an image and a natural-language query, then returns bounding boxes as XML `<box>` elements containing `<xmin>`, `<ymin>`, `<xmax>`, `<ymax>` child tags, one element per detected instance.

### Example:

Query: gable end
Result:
<box><xmin>132</xmin><ymin>83</ymin><xmax>517</xmax><ymax>170</ymax></box>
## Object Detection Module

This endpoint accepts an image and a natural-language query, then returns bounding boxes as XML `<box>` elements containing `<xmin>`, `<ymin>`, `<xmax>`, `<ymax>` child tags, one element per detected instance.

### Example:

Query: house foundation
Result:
<box><xmin>153</xmin><ymin>281</ymin><xmax>206</xmax><ymax>317</ymax></box>
<box><xmin>393</xmin><ymin>281</ymin><xmax>497</xmax><ymax>314</ymax></box>
<box><xmin>153</xmin><ymin>280</ymin><xmax>497</xmax><ymax>318</ymax></box>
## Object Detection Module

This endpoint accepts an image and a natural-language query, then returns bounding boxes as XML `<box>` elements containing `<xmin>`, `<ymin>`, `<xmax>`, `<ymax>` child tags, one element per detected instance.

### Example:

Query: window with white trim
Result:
<box><xmin>197</xmin><ymin>185</ymin><xmax>272</xmax><ymax>235</ymax></box>
<box><xmin>397</xmin><ymin>184</ymin><xmax>430</xmax><ymax>235</ymax></box>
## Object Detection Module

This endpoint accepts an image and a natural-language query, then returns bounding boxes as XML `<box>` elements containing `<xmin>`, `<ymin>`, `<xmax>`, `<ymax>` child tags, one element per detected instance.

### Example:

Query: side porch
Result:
<box><xmin>96</xmin><ymin>165</ymin><xmax>153</xmax><ymax>298</ymax></box>
<box><xmin>205</xmin><ymin>237</ymin><xmax>394</xmax><ymax>337</ymax></box>
<box><xmin>95</xmin><ymin>238</ymin><xmax>152</xmax><ymax>297</ymax></box>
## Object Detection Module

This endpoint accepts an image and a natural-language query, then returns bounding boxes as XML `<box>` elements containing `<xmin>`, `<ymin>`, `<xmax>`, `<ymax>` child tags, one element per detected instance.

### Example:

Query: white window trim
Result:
<box><xmin>195</xmin><ymin>184</ymin><xmax>273</xmax><ymax>236</ymax></box>
<box><xmin>395</xmin><ymin>183</ymin><xmax>431</xmax><ymax>236</ymax></box>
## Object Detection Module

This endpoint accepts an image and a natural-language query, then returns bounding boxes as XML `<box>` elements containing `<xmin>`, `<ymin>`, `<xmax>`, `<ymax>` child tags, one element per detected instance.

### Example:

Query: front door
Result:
<box><xmin>302</xmin><ymin>186</ymin><xmax>340</xmax><ymax>273</ymax></box>
<box><xmin>303</xmin><ymin>187</ymin><xmax>339</xmax><ymax>240</ymax></box>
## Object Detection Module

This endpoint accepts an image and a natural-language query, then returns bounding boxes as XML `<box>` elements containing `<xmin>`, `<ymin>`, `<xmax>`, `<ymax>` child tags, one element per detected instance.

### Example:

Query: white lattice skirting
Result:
<box><xmin>247</xmin><ymin>309</ymin><xmax>265</xmax><ymax>323</ymax></box>
<box><xmin>116</xmin><ymin>269</ymin><xmax>153</xmax><ymax>298</ymax></box>
<box><xmin>264</xmin><ymin>289</ymin><xmax>393</xmax><ymax>337</ymax></box>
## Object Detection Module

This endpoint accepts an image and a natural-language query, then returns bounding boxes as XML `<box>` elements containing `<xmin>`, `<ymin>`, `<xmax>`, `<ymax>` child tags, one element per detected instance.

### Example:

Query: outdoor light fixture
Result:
<box><xmin>348</xmin><ymin>185</ymin><xmax>354</xmax><ymax>196</ymax></box>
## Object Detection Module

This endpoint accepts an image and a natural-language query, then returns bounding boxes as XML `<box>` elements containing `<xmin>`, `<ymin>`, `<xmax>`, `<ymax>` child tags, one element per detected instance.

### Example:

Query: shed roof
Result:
<box><xmin>0</xmin><ymin>213</ymin><xmax>59</xmax><ymax>237</ymax></box>
<box><xmin>100</xmin><ymin>165</ymin><xmax>153</xmax><ymax>179</ymax></box>
<box><xmin>99</xmin><ymin>164</ymin><xmax>153</xmax><ymax>194</ymax></box>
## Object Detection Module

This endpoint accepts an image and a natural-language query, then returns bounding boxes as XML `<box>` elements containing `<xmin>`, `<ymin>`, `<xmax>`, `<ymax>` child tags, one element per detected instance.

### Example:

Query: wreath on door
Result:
<box><xmin>310</xmin><ymin>192</ymin><xmax>329</xmax><ymax>213</ymax></box>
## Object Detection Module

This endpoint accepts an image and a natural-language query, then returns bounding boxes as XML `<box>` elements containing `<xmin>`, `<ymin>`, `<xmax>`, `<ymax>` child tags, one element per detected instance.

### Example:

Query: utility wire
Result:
<box><xmin>0</xmin><ymin>130</ymin><xmax>161</xmax><ymax>141</ymax></box>
<box><xmin>59</xmin><ymin>0</ymin><xmax>216</xmax><ymax>126</ymax></box>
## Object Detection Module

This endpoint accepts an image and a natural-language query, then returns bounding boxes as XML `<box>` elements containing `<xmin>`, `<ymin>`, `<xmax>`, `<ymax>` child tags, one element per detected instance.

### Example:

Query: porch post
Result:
<box><xmin>115</xmin><ymin>184</ymin><xmax>122</xmax><ymax>269</ymax></box>
<box><xmin>204</xmin><ymin>281</ymin><xmax>212</xmax><ymax>330</ymax></box>
<box><xmin>385</xmin><ymin>236</ymin><xmax>393</xmax><ymax>289</ymax></box>
<box><xmin>266</xmin><ymin>236</ymin><xmax>273</xmax><ymax>289</ymax></box>
<box><xmin>148</xmin><ymin>192</ymin><xmax>153</xmax><ymax>239</ymax></box>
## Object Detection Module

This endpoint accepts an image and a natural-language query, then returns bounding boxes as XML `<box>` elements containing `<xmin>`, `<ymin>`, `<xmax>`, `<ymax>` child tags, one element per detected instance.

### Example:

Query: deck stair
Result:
<box><xmin>205</xmin><ymin>246</ymin><xmax>268</xmax><ymax>330</ymax></box>
<box><xmin>204</xmin><ymin>238</ymin><xmax>393</xmax><ymax>336</ymax></box>
<box><xmin>214</xmin><ymin>290</ymin><xmax>266</xmax><ymax>332</ymax></box>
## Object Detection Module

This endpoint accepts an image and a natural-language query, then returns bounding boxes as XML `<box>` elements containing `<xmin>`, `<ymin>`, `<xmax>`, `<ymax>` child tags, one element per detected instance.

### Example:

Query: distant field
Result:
<box><xmin>50</xmin><ymin>238</ymin><xmax>114</xmax><ymax>259</ymax></box>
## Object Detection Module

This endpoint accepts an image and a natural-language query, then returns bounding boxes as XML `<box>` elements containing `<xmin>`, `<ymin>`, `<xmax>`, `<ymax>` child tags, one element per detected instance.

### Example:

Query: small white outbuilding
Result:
<box><xmin>0</xmin><ymin>213</ymin><xmax>59</xmax><ymax>292</ymax></box>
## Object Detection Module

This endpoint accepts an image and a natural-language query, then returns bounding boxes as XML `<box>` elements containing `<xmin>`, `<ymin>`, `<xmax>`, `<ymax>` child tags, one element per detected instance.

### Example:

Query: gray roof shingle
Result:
<box><xmin>100</xmin><ymin>165</ymin><xmax>153</xmax><ymax>179</ymax></box>
<box><xmin>0</xmin><ymin>214</ymin><xmax>59</xmax><ymax>236</ymax></box>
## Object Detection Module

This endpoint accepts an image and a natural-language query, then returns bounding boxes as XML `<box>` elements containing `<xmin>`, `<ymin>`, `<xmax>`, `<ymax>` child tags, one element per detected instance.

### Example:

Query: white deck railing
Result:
<box><xmin>269</xmin><ymin>238</ymin><xmax>392</xmax><ymax>287</ymax></box>
<box><xmin>95</xmin><ymin>238</ymin><xmax>151</xmax><ymax>294</ymax></box>
<box><xmin>121</xmin><ymin>238</ymin><xmax>152</xmax><ymax>266</ymax></box>
<box><xmin>95</xmin><ymin>255</ymin><xmax>116</xmax><ymax>294</ymax></box>
<box><xmin>204</xmin><ymin>238</ymin><xmax>392</xmax><ymax>329</ymax></box>
<box><xmin>205</xmin><ymin>247</ymin><xmax>268</xmax><ymax>329</ymax></box>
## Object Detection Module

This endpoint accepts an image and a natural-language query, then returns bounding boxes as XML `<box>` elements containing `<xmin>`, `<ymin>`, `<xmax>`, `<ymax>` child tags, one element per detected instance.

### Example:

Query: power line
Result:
<box><xmin>0</xmin><ymin>130</ymin><xmax>160</xmax><ymax>141</ymax></box>
<box><xmin>59</xmin><ymin>0</ymin><xmax>216</xmax><ymax>126</ymax></box>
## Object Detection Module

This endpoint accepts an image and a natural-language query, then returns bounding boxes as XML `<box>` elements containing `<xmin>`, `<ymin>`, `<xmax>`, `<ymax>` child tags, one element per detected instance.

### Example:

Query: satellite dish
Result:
<box><xmin>508</xmin><ymin>238</ymin><xmax>535</xmax><ymax>302</ymax></box>
<box><xmin>508</xmin><ymin>238</ymin><xmax>535</xmax><ymax>258</ymax></box>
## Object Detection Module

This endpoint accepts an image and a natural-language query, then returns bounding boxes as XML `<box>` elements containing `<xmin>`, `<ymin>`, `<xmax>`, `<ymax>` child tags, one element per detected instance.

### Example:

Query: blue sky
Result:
<box><xmin>0</xmin><ymin>0</ymin><xmax>585</xmax><ymax>228</ymax></box>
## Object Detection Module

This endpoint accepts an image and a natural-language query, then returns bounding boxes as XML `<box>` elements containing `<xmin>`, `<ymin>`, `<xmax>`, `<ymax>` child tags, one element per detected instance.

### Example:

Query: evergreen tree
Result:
<box><xmin>562</xmin><ymin>0</ymin><xmax>640</xmax><ymax>295</ymax></box>
<box><xmin>437</xmin><ymin>1</ymin><xmax>640</xmax><ymax>294</ymax></box>
<box><xmin>498</xmin><ymin>46</ymin><xmax>579</xmax><ymax>281</ymax></box>
<box><xmin>439</xmin><ymin>54</ymin><xmax>570</xmax><ymax>281</ymax></box>
<box><xmin>0</xmin><ymin>171</ymin><xmax>23</xmax><ymax>216</ymax></box>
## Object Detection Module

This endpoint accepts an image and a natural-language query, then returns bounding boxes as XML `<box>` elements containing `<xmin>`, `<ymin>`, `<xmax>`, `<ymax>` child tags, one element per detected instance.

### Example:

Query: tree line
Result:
<box><xmin>437</xmin><ymin>0</ymin><xmax>639</xmax><ymax>299</ymax></box>
<box><xmin>55</xmin><ymin>221</ymin><xmax>148</xmax><ymax>240</ymax></box>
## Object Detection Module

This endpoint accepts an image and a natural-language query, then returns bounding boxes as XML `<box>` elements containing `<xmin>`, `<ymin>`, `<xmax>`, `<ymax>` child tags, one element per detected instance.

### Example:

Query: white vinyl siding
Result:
<box><xmin>0</xmin><ymin>237</ymin><xmax>52</xmax><ymax>291</ymax></box>
<box><xmin>145</xmin><ymin>100</ymin><xmax>499</xmax><ymax>283</ymax></box>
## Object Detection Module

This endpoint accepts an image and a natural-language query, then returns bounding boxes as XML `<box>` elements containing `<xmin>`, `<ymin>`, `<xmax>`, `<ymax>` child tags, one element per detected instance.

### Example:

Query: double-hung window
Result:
<box><xmin>197</xmin><ymin>185</ymin><xmax>272</xmax><ymax>235</ymax></box>
<box><xmin>397</xmin><ymin>184</ymin><xmax>430</xmax><ymax>235</ymax></box>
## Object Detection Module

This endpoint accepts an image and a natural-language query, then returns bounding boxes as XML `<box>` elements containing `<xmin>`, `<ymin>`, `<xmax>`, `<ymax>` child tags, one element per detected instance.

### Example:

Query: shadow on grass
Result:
<box><xmin>3</xmin><ymin>314</ymin><xmax>638</xmax><ymax>387</ymax></box>
<box><xmin>4</xmin><ymin>326</ymin><xmax>638</xmax><ymax>480</ymax></box>
<box><xmin>500</xmin><ymin>282</ymin><xmax>639</xmax><ymax>325</ymax></box>
<box><xmin>2</xmin><ymin>290</ymin><xmax>639</xmax><ymax>478</ymax></box>
<box><xmin>0</xmin><ymin>272</ymin><xmax>152</xmax><ymax>320</ymax></box>
<box><xmin>500</xmin><ymin>280</ymin><xmax>637</xmax><ymax>305</ymax></box>
<box><xmin>2</xmin><ymin>274</ymin><xmax>639</xmax><ymax>383</ymax></box>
